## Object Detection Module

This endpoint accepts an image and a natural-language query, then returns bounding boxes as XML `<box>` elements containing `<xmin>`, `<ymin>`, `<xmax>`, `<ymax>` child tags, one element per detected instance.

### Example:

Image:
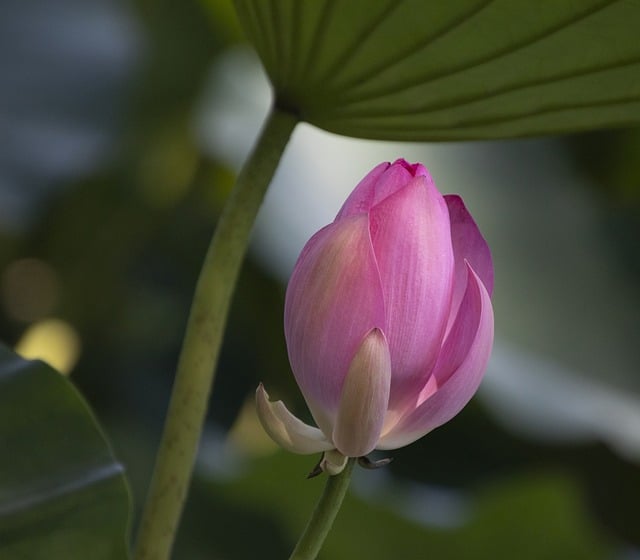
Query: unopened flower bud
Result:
<box><xmin>257</xmin><ymin>159</ymin><xmax>494</xmax><ymax>474</ymax></box>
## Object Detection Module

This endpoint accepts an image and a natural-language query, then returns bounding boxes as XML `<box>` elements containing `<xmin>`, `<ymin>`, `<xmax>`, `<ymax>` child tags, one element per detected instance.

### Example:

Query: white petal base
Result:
<box><xmin>255</xmin><ymin>383</ymin><xmax>334</xmax><ymax>454</ymax></box>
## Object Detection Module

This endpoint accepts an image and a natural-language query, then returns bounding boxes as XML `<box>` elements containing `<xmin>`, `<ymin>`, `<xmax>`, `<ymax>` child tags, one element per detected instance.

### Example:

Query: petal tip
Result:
<box><xmin>255</xmin><ymin>383</ymin><xmax>333</xmax><ymax>455</ymax></box>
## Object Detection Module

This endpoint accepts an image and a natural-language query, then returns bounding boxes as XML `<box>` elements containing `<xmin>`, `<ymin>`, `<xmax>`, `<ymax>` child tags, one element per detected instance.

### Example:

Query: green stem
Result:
<box><xmin>289</xmin><ymin>459</ymin><xmax>356</xmax><ymax>560</ymax></box>
<box><xmin>133</xmin><ymin>106</ymin><xmax>298</xmax><ymax>560</ymax></box>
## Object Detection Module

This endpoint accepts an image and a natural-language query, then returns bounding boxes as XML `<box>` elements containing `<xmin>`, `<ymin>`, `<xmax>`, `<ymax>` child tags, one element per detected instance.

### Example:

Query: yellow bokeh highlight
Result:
<box><xmin>15</xmin><ymin>319</ymin><xmax>82</xmax><ymax>376</ymax></box>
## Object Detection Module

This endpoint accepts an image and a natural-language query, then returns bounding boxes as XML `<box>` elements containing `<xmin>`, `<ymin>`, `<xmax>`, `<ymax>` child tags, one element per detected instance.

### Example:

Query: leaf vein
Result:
<box><xmin>313</xmin><ymin>0</ymin><xmax>402</xmax><ymax>86</ymax></box>
<box><xmin>338</xmin><ymin>0</ymin><xmax>619</xmax><ymax>104</ymax></box>
<box><xmin>332</xmin><ymin>0</ymin><xmax>495</xmax><ymax>93</ymax></box>
<box><xmin>326</xmin><ymin>57</ymin><xmax>640</xmax><ymax>120</ymax></box>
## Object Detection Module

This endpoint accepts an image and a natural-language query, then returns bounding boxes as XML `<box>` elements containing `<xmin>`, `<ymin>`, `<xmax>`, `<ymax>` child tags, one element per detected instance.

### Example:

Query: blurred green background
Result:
<box><xmin>1</xmin><ymin>1</ymin><xmax>639</xmax><ymax>558</ymax></box>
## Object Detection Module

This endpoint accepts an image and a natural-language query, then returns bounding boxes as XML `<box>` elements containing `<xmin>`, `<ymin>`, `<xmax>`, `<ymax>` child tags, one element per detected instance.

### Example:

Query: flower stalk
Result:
<box><xmin>289</xmin><ymin>459</ymin><xmax>356</xmax><ymax>560</ymax></box>
<box><xmin>133</xmin><ymin>106</ymin><xmax>298</xmax><ymax>560</ymax></box>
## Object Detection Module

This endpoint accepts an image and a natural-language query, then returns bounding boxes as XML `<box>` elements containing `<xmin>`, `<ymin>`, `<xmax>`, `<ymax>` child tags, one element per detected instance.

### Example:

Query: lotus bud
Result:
<box><xmin>257</xmin><ymin>159</ymin><xmax>494</xmax><ymax>474</ymax></box>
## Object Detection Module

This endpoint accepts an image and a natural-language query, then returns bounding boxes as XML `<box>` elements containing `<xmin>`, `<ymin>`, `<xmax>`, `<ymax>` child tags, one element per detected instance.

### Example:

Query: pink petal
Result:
<box><xmin>369</xmin><ymin>175</ymin><xmax>454</xmax><ymax>411</ymax></box>
<box><xmin>337</xmin><ymin>159</ymin><xmax>433</xmax><ymax>219</ymax></box>
<box><xmin>444</xmin><ymin>195</ymin><xmax>494</xmax><ymax>334</ymax></box>
<box><xmin>284</xmin><ymin>214</ymin><xmax>385</xmax><ymax>434</ymax></box>
<box><xmin>378</xmin><ymin>264</ymin><xmax>494</xmax><ymax>450</ymax></box>
<box><xmin>396</xmin><ymin>159</ymin><xmax>430</xmax><ymax>179</ymax></box>
<box><xmin>336</xmin><ymin>162</ymin><xmax>390</xmax><ymax>219</ymax></box>
<box><xmin>333</xmin><ymin>328</ymin><xmax>391</xmax><ymax>457</ymax></box>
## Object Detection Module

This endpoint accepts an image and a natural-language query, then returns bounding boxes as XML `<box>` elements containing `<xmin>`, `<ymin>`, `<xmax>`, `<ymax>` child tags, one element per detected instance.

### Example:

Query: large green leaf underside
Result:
<box><xmin>0</xmin><ymin>346</ymin><xmax>131</xmax><ymax>559</ymax></box>
<box><xmin>234</xmin><ymin>0</ymin><xmax>640</xmax><ymax>140</ymax></box>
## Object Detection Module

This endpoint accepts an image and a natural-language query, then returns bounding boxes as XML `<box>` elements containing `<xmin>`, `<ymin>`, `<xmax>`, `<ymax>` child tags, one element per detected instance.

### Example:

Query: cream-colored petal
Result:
<box><xmin>332</xmin><ymin>328</ymin><xmax>391</xmax><ymax>457</ymax></box>
<box><xmin>255</xmin><ymin>384</ymin><xmax>333</xmax><ymax>454</ymax></box>
<box><xmin>320</xmin><ymin>449</ymin><xmax>348</xmax><ymax>475</ymax></box>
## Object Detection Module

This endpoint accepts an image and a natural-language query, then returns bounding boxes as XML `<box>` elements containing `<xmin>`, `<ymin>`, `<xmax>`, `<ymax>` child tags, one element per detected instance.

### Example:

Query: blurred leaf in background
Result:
<box><xmin>0</xmin><ymin>346</ymin><xmax>131</xmax><ymax>559</ymax></box>
<box><xmin>191</xmin><ymin>451</ymin><xmax>615</xmax><ymax>560</ymax></box>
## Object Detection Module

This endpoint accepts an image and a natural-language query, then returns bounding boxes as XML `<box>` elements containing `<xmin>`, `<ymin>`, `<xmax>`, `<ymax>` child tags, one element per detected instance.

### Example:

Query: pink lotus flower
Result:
<box><xmin>257</xmin><ymin>159</ymin><xmax>494</xmax><ymax>474</ymax></box>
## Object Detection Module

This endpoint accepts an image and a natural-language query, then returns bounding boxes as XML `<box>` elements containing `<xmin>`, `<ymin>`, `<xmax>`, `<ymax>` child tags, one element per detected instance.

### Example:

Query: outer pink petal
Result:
<box><xmin>369</xmin><ymin>175</ymin><xmax>454</xmax><ymax>411</ymax></box>
<box><xmin>336</xmin><ymin>162</ymin><xmax>390</xmax><ymax>219</ymax></box>
<box><xmin>284</xmin><ymin>214</ymin><xmax>385</xmax><ymax>435</ymax></box>
<box><xmin>378</xmin><ymin>264</ymin><xmax>493</xmax><ymax>450</ymax></box>
<box><xmin>337</xmin><ymin>159</ymin><xmax>433</xmax><ymax>219</ymax></box>
<box><xmin>444</xmin><ymin>195</ymin><xmax>494</xmax><ymax>334</ymax></box>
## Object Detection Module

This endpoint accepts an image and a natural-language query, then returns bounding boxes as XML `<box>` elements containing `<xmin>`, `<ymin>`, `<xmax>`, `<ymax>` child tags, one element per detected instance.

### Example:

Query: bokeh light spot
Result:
<box><xmin>1</xmin><ymin>258</ymin><xmax>60</xmax><ymax>322</ymax></box>
<box><xmin>15</xmin><ymin>318</ymin><xmax>82</xmax><ymax>376</ymax></box>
